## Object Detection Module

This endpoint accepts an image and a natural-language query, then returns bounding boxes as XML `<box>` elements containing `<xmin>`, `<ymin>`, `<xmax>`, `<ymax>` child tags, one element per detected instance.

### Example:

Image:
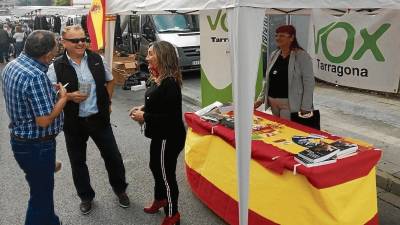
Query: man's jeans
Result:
<box><xmin>10</xmin><ymin>137</ymin><xmax>60</xmax><ymax>225</ymax></box>
<box><xmin>0</xmin><ymin>47</ymin><xmax>8</xmax><ymax>62</ymax></box>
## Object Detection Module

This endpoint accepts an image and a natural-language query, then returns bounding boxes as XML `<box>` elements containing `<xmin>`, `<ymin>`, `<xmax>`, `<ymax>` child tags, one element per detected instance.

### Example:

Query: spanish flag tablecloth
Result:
<box><xmin>184</xmin><ymin>111</ymin><xmax>381</xmax><ymax>225</ymax></box>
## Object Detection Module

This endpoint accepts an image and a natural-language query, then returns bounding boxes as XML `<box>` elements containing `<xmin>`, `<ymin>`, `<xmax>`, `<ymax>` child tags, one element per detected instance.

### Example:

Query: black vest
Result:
<box><xmin>53</xmin><ymin>50</ymin><xmax>110</xmax><ymax>133</ymax></box>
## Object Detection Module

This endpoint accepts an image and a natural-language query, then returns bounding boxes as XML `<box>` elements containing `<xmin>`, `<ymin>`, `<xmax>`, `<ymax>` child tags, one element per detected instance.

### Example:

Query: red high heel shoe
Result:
<box><xmin>161</xmin><ymin>212</ymin><xmax>180</xmax><ymax>225</ymax></box>
<box><xmin>143</xmin><ymin>199</ymin><xmax>168</xmax><ymax>214</ymax></box>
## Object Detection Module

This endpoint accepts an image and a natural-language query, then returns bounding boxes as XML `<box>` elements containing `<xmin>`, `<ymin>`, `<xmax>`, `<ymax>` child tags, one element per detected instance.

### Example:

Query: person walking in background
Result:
<box><xmin>0</xmin><ymin>24</ymin><xmax>11</xmax><ymax>63</ymax></box>
<box><xmin>47</xmin><ymin>25</ymin><xmax>129</xmax><ymax>215</ymax></box>
<box><xmin>255</xmin><ymin>25</ymin><xmax>315</xmax><ymax>120</ymax></box>
<box><xmin>130</xmin><ymin>41</ymin><xmax>186</xmax><ymax>225</ymax></box>
<box><xmin>13</xmin><ymin>25</ymin><xmax>26</xmax><ymax>57</ymax></box>
<box><xmin>1</xmin><ymin>30</ymin><xmax>67</xmax><ymax>225</ymax></box>
<box><xmin>4</xmin><ymin>24</ymin><xmax>14</xmax><ymax>60</ymax></box>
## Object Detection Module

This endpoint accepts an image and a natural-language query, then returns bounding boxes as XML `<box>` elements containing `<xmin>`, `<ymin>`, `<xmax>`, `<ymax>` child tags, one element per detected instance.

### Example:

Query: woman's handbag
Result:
<box><xmin>290</xmin><ymin>110</ymin><xmax>320</xmax><ymax>130</ymax></box>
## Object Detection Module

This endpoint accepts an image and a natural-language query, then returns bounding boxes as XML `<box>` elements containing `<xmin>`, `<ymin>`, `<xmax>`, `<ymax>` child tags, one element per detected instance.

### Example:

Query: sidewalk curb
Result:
<box><xmin>182</xmin><ymin>92</ymin><xmax>201</xmax><ymax>108</ymax></box>
<box><xmin>377</xmin><ymin>169</ymin><xmax>400</xmax><ymax>197</ymax></box>
<box><xmin>181</xmin><ymin>92</ymin><xmax>400</xmax><ymax>199</ymax></box>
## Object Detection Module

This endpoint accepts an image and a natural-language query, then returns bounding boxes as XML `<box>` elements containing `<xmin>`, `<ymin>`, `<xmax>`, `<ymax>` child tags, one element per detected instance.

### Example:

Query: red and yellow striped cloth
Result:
<box><xmin>184</xmin><ymin>111</ymin><xmax>380</xmax><ymax>225</ymax></box>
<box><xmin>87</xmin><ymin>0</ymin><xmax>105</xmax><ymax>50</ymax></box>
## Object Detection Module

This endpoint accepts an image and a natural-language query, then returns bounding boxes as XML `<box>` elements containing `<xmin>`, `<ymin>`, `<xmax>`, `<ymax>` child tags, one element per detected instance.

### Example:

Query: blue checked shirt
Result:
<box><xmin>1</xmin><ymin>53</ymin><xmax>64</xmax><ymax>139</ymax></box>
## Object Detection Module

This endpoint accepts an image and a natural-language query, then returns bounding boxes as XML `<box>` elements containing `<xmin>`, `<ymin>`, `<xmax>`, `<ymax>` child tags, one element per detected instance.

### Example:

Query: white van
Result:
<box><xmin>119</xmin><ymin>14</ymin><xmax>200</xmax><ymax>72</ymax></box>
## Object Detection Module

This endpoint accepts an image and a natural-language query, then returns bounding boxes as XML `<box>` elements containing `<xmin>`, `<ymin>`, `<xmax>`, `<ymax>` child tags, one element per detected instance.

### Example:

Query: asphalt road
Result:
<box><xmin>0</xmin><ymin>77</ymin><xmax>225</xmax><ymax>225</ymax></box>
<box><xmin>1</xmin><ymin>68</ymin><xmax>400</xmax><ymax>225</ymax></box>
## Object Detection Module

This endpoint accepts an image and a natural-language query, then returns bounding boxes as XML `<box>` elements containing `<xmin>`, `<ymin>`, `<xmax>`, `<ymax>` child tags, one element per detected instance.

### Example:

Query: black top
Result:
<box><xmin>268</xmin><ymin>54</ymin><xmax>289</xmax><ymax>98</ymax></box>
<box><xmin>144</xmin><ymin>77</ymin><xmax>186</xmax><ymax>139</ymax></box>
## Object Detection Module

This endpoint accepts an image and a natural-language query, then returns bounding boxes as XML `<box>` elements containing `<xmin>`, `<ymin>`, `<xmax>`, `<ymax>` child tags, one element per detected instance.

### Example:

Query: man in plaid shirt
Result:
<box><xmin>1</xmin><ymin>30</ymin><xmax>67</xmax><ymax>225</ymax></box>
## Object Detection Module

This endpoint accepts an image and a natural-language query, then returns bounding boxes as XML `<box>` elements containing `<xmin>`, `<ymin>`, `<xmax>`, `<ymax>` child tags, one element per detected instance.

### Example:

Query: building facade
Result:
<box><xmin>0</xmin><ymin>0</ymin><xmax>14</xmax><ymax>8</ymax></box>
<box><xmin>0</xmin><ymin>0</ymin><xmax>14</xmax><ymax>16</ymax></box>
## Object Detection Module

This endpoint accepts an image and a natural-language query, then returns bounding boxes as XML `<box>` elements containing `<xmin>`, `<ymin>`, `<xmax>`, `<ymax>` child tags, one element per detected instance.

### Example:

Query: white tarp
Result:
<box><xmin>12</xmin><ymin>6</ymin><xmax>90</xmax><ymax>17</ymax></box>
<box><xmin>309</xmin><ymin>9</ymin><xmax>400</xmax><ymax>93</ymax></box>
<box><xmin>107</xmin><ymin>0</ymin><xmax>400</xmax><ymax>15</ymax></box>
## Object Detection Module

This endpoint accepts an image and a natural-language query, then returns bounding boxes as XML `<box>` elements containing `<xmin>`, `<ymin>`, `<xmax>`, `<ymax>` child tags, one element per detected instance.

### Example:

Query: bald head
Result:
<box><xmin>24</xmin><ymin>30</ymin><xmax>56</xmax><ymax>59</ymax></box>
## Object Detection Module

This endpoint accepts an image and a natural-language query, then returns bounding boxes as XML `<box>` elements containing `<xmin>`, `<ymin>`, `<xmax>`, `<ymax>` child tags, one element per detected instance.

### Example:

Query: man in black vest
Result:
<box><xmin>47</xmin><ymin>25</ymin><xmax>129</xmax><ymax>215</ymax></box>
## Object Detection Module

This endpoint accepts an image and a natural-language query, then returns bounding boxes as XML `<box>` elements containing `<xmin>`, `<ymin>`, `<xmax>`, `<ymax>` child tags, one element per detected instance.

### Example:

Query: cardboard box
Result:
<box><xmin>112</xmin><ymin>54</ymin><xmax>138</xmax><ymax>86</ymax></box>
<box><xmin>124</xmin><ymin>62</ymin><xmax>136</xmax><ymax>69</ymax></box>
<box><xmin>112</xmin><ymin>69</ymin><xmax>128</xmax><ymax>85</ymax></box>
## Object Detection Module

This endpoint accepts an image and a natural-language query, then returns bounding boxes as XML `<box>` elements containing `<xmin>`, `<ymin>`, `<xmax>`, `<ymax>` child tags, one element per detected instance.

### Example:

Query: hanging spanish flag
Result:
<box><xmin>87</xmin><ymin>0</ymin><xmax>105</xmax><ymax>50</ymax></box>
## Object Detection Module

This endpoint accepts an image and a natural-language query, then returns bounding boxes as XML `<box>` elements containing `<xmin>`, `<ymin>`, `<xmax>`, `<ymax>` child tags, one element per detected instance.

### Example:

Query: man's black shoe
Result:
<box><xmin>80</xmin><ymin>200</ymin><xmax>93</xmax><ymax>215</ymax></box>
<box><xmin>118</xmin><ymin>192</ymin><xmax>130</xmax><ymax>208</ymax></box>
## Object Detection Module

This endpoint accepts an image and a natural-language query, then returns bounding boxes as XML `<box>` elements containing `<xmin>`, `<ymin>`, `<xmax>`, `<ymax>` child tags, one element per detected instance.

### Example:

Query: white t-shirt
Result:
<box><xmin>13</xmin><ymin>32</ymin><xmax>25</xmax><ymax>43</ymax></box>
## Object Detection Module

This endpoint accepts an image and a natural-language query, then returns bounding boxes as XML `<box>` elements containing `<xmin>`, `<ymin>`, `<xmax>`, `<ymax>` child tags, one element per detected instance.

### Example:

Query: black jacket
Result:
<box><xmin>53</xmin><ymin>16</ymin><xmax>62</xmax><ymax>34</ymax></box>
<box><xmin>144</xmin><ymin>77</ymin><xmax>186</xmax><ymax>139</ymax></box>
<box><xmin>0</xmin><ymin>29</ymin><xmax>10</xmax><ymax>49</ymax></box>
<box><xmin>53</xmin><ymin>50</ymin><xmax>111</xmax><ymax>133</ymax></box>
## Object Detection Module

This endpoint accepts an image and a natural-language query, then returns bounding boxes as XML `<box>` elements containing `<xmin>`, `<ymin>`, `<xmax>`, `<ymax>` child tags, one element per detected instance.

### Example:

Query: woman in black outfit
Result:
<box><xmin>130</xmin><ymin>41</ymin><xmax>186</xmax><ymax>225</ymax></box>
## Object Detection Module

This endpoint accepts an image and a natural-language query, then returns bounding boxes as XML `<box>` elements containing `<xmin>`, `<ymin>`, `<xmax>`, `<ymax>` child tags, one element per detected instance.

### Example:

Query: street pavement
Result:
<box><xmin>1</xmin><ymin>65</ymin><xmax>400</xmax><ymax>225</ymax></box>
<box><xmin>0</xmin><ymin>64</ymin><xmax>225</xmax><ymax>225</ymax></box>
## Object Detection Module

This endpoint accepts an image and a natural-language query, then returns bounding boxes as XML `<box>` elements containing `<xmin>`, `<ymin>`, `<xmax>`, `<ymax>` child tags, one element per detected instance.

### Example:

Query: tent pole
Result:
<box><xmin>104</xmin><ymin>15</ymin><xmax>116</xmax><ymax>72</ymax></box>
<box><xmin>227</xmin><ymin>6</ymin><xmax>265</xmax><ymax>225</ymax></box>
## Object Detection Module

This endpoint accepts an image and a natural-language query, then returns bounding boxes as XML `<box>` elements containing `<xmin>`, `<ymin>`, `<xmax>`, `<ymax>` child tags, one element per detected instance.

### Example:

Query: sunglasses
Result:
<box><xmin>64</xmin><ymin>37</ymin><xmax>90</xmax><ymax>44</ymax></box>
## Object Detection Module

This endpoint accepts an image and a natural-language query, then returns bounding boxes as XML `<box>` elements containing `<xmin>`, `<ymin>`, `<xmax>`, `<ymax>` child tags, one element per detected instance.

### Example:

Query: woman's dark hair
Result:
<box><xmin>24</xmin><ymin>30</ymin><xmax>56</xmax><ymax>58</ymax></box>
<box><xmin>276</xmin><ymin>25</ymin><xmax>303</xmax><ymax>50</ymax></box>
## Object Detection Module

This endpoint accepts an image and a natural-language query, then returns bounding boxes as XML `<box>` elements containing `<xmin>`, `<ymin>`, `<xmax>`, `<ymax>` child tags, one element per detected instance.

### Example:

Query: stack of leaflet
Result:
<box><xmin>201</xmin><ymin>110</ymin><xmax>225</xmax><ymax>124</ymax></box>
<box><xmin>295</xmin><ymin>141</ymin><xmax>358</xmax><ymax>167</ymax></box>
<box><xmin>196</xmin><ymin>101</ymin><xmax>234</xmax><ymax>126</ymax></box>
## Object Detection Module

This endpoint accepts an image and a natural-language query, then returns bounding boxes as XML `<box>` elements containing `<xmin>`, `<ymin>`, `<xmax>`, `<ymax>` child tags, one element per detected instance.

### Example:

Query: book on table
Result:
<box><xmin>296</xmin><ymin>143</ymin><xmax>340</xmax><ymax>163</ymax></box>
<box><xmin>294</xmin><ymin>155</ymin><xmax>337</xmax><ymax>167</ymax></box>
<box><xmin>329</xmin><ymin>141</ymin><xmax>358</xmax><ymax>157</ymax></box>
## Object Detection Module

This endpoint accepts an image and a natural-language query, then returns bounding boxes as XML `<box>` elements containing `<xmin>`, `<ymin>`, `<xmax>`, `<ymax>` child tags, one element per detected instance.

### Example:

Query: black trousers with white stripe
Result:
<box><xmin>149</xmin><ymin>136</ymin><xmax>185</xmax><ymax>216</ymax></box>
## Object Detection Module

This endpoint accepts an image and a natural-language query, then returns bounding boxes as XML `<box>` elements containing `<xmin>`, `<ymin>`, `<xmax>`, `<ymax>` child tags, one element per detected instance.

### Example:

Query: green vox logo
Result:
<box><xmin>314</xmin><ymin>22</ymin><xmax>390</xmax><ymax>63</ymax></box>
<box><xmin>207</xmin><ymin>10</ymin><xmax>228</xmax><ymax>32</ymax></box>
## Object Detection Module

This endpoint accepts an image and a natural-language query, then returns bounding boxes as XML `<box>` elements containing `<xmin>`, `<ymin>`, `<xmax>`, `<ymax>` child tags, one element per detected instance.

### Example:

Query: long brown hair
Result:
<box><xmin>150</xmin><ymin>41</ymin><xmax>183</xmax><ymax>87</ymax></box>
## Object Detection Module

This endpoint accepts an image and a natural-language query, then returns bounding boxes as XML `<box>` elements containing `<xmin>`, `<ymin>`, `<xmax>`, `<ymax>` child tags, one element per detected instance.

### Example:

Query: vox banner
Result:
<box><xmin>200</xmin><ymin>9</ymin><xmax>233</xmax><ymax>106</ymax></box>
<box><xmin>308</xmin><ymin>9</ymin><xmax>400</xmax><ymax>93</ymax></box>
<box><xmin>200</xmin><ymin>9</ymin><xmax>264</xmax><ymax>106</ymax></box>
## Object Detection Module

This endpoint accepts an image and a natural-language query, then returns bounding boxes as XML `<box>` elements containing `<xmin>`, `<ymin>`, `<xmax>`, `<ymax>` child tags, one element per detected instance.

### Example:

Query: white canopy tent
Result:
<box><xmin>106</xmin><ymin>1</ymin><xmax>400</xmax><ymax>224</ymax></box>
<box><xmin>12</xmin><ymin>6</ymin><xmax>90</xmax><ymax>17</ymax></box>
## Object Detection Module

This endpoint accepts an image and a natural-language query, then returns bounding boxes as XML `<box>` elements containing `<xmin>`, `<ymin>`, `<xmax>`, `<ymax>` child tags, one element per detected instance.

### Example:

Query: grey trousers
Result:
<box><xmin>268</xmin><ymin>97</ymin><xmax>291</xmax><ymax>120</ymax></box>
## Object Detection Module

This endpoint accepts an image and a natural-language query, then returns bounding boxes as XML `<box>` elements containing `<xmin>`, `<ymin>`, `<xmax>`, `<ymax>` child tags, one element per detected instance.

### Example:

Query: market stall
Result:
<box><xmin>106</xmin><ymin>1</ymin><xmax>399</xmax><ymax>224</ymax></box>
<box><xmin>184</xmin><ymin>111</ymin><xmax>381</xmax><ymax>225</ymax></box>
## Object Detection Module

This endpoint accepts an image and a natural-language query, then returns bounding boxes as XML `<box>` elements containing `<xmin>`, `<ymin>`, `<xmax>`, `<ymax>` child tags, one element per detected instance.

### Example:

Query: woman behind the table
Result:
<box><xmin>130</xmin><ymin>41</ymin><xmax>186</xmax><ymax>225</ymax></box>
<box><xmin>255</xmin><ymin>25</ymin><xmax>315</xmax><ymax>120</ymax></box>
